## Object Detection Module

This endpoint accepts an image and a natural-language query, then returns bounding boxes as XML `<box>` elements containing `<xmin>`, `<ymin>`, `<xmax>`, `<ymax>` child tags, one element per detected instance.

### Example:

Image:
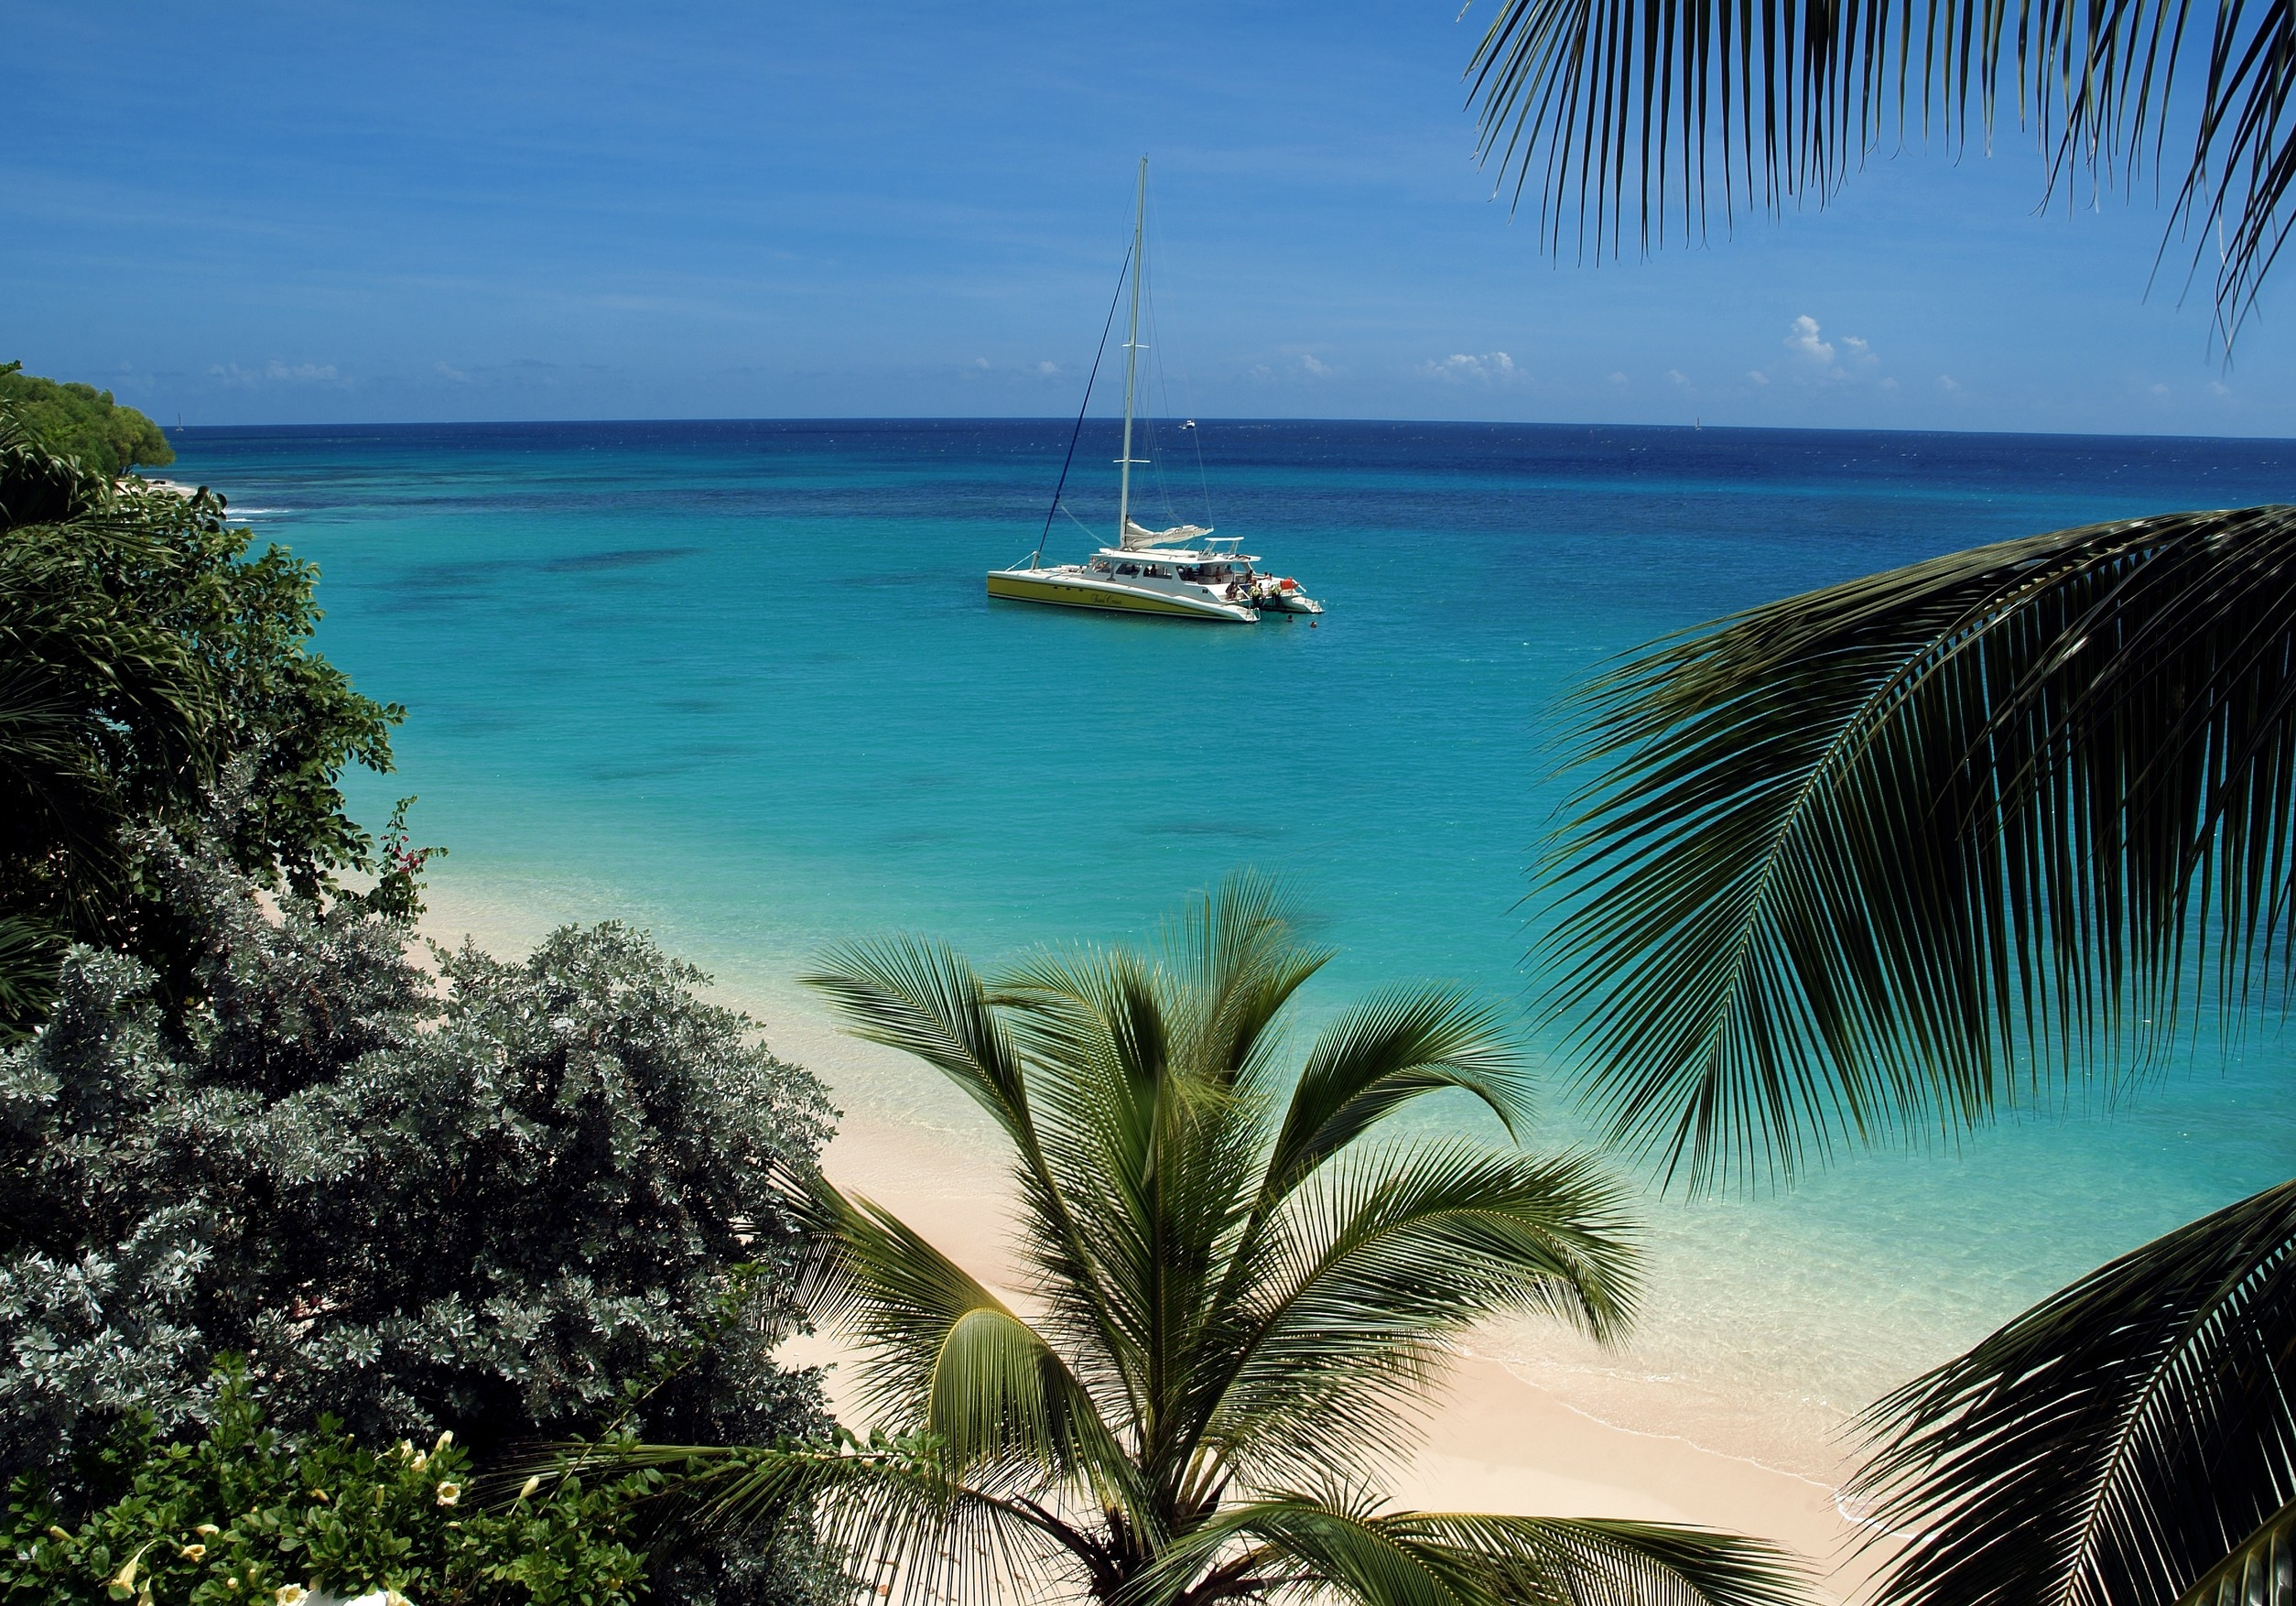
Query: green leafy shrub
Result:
<box><xmin>0</xmin><ymin>1364</ymin><xmax>654</xmax><ymax>1605</ymax></box>
<box><xmin>0</xmin><ymin>823</ymin><xmax>838</xmax><ymax>1605</ymax></box>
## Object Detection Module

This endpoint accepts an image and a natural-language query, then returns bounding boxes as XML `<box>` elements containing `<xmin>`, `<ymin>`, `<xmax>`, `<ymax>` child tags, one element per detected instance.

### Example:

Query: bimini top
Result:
<box><xmin>1121</xmin><ymin>517</ymin><xmax>1215</xmax><ymax>550</ymax></box>
<box><xmin>1091</xmin><ymin>546</ymin><xmax>1259</xmax><ymax>569</ymax></box>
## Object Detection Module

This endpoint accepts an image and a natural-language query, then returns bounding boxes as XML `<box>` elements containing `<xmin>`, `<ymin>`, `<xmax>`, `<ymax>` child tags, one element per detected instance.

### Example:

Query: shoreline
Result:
<box><xmin>417</xmin><ymin>881</ymin><xmax>1890</xmax><ymax>1598</ymax></box>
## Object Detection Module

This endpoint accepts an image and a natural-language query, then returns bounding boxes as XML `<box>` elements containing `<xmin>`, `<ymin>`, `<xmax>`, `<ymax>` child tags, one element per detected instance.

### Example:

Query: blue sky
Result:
<box><xmin>9</xmin><ymin>1</ymin><xmax>2291</xmax><ymax>435</ymax></box>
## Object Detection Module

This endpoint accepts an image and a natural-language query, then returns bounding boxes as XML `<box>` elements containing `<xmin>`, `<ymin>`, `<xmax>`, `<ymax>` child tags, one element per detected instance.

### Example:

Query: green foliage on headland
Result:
<box><xmin>0</xmin><ymin>361</ymin><xmax>172</xmax><ymax>475</ymax></box>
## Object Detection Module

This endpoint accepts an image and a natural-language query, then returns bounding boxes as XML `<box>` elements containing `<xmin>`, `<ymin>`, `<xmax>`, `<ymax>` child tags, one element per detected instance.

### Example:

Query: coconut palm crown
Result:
<box><xmin>656</xmin><ymin>876</ymin><xmax>1803</xmax><ymax>1606</ymax></box>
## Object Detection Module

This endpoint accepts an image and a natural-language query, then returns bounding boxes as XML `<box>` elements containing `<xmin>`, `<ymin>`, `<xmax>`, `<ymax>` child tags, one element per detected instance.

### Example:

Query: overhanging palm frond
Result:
<box><xmin>1463</xmin><ymin>0</ymin><xmax>2296</xmax><ymax>339</ymax></box>
<box><xmin>1133</xmin><ymin>1495</ymin><xmax>1806</xmax><ymax>1606</ymax></box>
<box><xmin>1851</xmin><ymin>1178</ymin><xmax>2296</xmax><ymax>1606</ymax></box>
<box><xmin>2178</xmin><ymin>1496</ymin><xmax>2296</xmax><ymax>1606</ymax></box>
<box><xmin>1541</xmin><ymin>504</ymin><xmax>2296</xmax><ymax>1188</ymax></box>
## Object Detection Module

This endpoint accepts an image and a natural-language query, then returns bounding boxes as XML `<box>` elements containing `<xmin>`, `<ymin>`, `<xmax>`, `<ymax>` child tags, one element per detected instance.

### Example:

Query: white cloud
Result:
<box><xmin>1784</xmin><ymin>315</ymin><xmax>1834</xmax><ymax>368</ymax></box>
<box><xmin>970</xmin><ymin>357</ymin><xmax>992</xmax><ymax>371</ymax></box>
<box><xmin>1936</xmin><ymin>374</ymin><xmax>1961</xmax><ymax>393</ymax></box>
<box><xmin>1418</xmin><ymin>351</ymin><xmax>1519</xmax><ymax>385</ymax></box>
<box><xmin>1666</xmin><ymin>368</ymin><xmax>1692</xmax><ymax>387</ymax></box>
<box><xmin>2208</xmin><ymin>379</ymin><xmax>2232</xmax><ymax>396</ymax></box>
<box><xmin>1747</xmin><ymin>369</ymin><xmax>1771</xmax><ymax>386</ymax></box>
<box><xmin>1607</xmin><ymin>371</ymin><xmax>1630</xmax><ymax>387</ymax></box>
<box><xmin>2150</xmin><ymin>382</ymin><xmax>2171</xmax><ymax>396</ymax></box>
<box><xmin>1037</xmin><ymin>361</ymin><xmax>1059</xmax><ymax>375</ymax></box>
<box><xmin>1879</xmin><ymin>376</ymin><xmax>1900</xmax><ymax>392</ymax></box>
<box><xmin>1781</xmin><ymin>315</ymin><xmax>1880</xmax><ymax>382</ymax></box>
<box><xmin>1300</xmin><ymin>353</ymin><xmax>1335</xmax><ymax>377</ymax></box>
<box><xmin>434</xmin><ymin>360</ymin><xmax>469</xmax><ymax>383</ymax></box>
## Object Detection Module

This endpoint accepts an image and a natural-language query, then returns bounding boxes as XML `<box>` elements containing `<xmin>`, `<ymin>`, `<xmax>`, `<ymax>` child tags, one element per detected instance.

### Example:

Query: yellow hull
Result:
<box><xmin>985</xmin><ymin>570</ymin><xmax>1254</xmax><ymax>622</ymax></box>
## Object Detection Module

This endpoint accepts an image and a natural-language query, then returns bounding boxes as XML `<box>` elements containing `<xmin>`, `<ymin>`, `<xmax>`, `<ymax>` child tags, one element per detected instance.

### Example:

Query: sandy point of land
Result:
<box><xmin>417</xmin><ymin>891</ymin><xmax>1889</xmax><ymax>1602</ymax></box>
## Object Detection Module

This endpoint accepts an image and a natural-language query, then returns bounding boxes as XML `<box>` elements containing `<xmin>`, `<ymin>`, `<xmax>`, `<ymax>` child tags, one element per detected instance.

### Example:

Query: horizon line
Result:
<box><xmin>157</xmin><ymin>414</ymin><xmax>2296</xmax><ymax>448</ymax></box>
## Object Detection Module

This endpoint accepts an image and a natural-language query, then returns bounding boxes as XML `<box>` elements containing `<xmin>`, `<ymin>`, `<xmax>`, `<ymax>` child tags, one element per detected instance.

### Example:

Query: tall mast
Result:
<box><xmin>1116</xmin><ymin>156</ymin><xmax>1147</xmax><ymax>543</ymax></box>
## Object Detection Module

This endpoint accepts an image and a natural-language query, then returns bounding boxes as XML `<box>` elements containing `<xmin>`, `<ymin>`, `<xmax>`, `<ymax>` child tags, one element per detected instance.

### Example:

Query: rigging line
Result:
<box><xmin>1034</xmin><ymin>242</ymin><xmax>1133</xmax><ymax>566</ymax></box>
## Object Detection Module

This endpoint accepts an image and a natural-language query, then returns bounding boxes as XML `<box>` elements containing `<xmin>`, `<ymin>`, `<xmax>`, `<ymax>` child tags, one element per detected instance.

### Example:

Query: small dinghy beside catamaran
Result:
<box><xmin>987</xmin><ymin>158</ymin><xmax>1322</xmax><ymax>624</ymax></box>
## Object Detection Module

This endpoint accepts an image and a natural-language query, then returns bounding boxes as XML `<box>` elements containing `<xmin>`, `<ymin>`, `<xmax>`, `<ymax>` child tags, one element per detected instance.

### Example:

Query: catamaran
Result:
<box><xmin>986</xmin><ymin>159</ymin><xmax>1323</xmax><ymax>624</ymax></box>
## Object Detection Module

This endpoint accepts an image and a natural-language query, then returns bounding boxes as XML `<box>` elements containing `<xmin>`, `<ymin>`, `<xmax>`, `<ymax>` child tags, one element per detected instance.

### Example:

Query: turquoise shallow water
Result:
<box><xmin>171</xmin><ymin>418</ymin><xmax>2296</xmax><ymax>1464</ymax></box>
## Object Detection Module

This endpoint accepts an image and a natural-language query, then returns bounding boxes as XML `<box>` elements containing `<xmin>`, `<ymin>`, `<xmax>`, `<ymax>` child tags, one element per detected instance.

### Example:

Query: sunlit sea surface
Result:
<box><xmin>170</xmin><ymin>418</ymin><xmax>2296</xmax><ymax>1473</ymax></box>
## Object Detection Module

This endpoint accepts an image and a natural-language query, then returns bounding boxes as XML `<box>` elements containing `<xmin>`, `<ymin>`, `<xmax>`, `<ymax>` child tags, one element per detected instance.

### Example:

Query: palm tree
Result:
<box><xmin>1537</xmin><ymin>512</ymin><xmax>2296</xmax><ymax>1606</ymax></box>
<box><xmin>1466</xmin><ymin>7</ymin><xmax>2296</xmax><ymax>1600</ymax></box>
<box><xmin>652</xmin><ymin>876</ymin><xmax>1804</xmax><ymax>1606</ymax></box>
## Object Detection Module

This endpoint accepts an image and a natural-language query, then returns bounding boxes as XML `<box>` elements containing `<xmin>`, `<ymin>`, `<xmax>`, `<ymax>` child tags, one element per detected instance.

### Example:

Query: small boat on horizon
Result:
<box><xmin>987</xmin><ymin>157</ymin><xmax>1323</xmax><ymax>625</ymax></box>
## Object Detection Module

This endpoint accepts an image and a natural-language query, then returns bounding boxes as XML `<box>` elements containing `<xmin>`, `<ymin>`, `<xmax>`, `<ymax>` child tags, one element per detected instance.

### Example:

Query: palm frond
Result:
<box><xmin>2178</xmin><ymin>1495</ymin><xmax>2296</xmax><ymax>1606</ymax></box>
<box><xmin>1852</xmin><ymin>1178</ymin><xmax>2296</xmax><ymax>1606</ymax></box>
<box><xmin>796</xmin><ymin>1179</ymin><xmax>1130</xmax><ymax>1496</ymax></box>
<box><xmin>0</xmin><ymin>916</ymin><xmax>63</xmax><ymax>1038</ymax></box>
<box><xmin>1132</xmin><ymin>1495</ymin><xmax>1806</xmax><ymax>1606</ymax></box>
<box><xmin>804</xmin><ymin>938</ymin><xmax>1140</xmax><ymax>1390</ymax></box>
<box><xmin>1157</xmin><ymin>868</ymin><xmax>1334</xmax><ymax>1090</ymax></box>
<box><xmin>992</xmin><ymin>892</ymin><xmax>1315</xmax><ymax>1462</ymax></box>
<box><xmin>803</xmin><ymin>938</ymin><xmax>1035</xmax><ymax>1149</ymax></box>
<box><xmin>599</xmin><ymin>1436</ymin><xmax>1102</xmax><ymax>1606</ymax></box>
<box><xmin>1541</xmin><ymin>505</ymin><xmax>2296</xmax><ymax>1188</ymax></box>
<box><xmin>1263</xmin><ymin>986</ymin><xmax>1534</xmax><ymax>1199</ymax></box>
<box><xmin>1204</xmin><ymin>1145</ymin><xmax>1637</xmax><ymax>1489</ymax></box>
<box><xmin>1464</xmin><ymin>0</ymin><xmax>2296</xmax><ymax>339</ymax></box>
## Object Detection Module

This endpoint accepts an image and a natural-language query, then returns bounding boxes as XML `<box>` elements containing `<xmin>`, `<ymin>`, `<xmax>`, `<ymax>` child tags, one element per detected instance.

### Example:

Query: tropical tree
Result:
<box><xmin>640</xmin><ymin>876</ymin><xmax>1805</xmax><ymax>1606</ymax></box>
<box><xmin>0</xmin><ymin>410</ymin><xmax>403</xmax><ymax>1032</ymax></box>
<box><xmin>0</xmin><ymin>360</ymin><xmax>173</xmax><ymax>475</ymax></box>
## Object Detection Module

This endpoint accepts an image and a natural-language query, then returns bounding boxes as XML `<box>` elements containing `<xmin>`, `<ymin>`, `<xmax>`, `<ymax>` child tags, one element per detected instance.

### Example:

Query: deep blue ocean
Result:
<box><xmin>168</xmin><ymin>418</ymin><xmax>2296</xmax><ymax>1460</ymax></box>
